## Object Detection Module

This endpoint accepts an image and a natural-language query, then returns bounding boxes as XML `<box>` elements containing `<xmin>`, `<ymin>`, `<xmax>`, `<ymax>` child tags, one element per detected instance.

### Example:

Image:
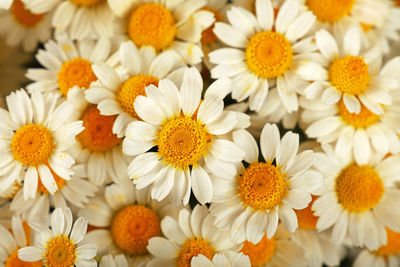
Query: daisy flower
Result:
<box><xmin>26</xmin><ymin>33</ymin><xmax>113</xmax><ymax>97</ymax></box>
<box><xmin>18</xmin><ymin>207</ymin><xmax>97</xmax><ymax>266</ymax></box>
<box><xmin>109</xmin><ymin>0</ymin><xmax>215</xmax><ymax>65</ymax></box>
<box><xmin>123</xmin><ymin>67</ymin><xmax>245</xmax><ymax>204</ymax></box>
<box><xmin>300</xmin><ymin>28</ymin><xmax>399</xmax><ymax>115</ymax></box>
<box><xmin>100</xmin><ymin>254</ymin><xmax>130</xmax><ymax>267</ymax></box>
<box><xmin>147</xmin><ymin>205</ymin><xmax>240</xmax><ymax>266</ymax></box>
<box><xmin>191</xmin><ymin>252</ymin><xmax>251</xmax><ymax>267</ymax></box>
<box><xmin>312</xmin><ymin>144</ymin><xmax>400</xmax><ymax>250</ymax></box>
<box><xmin>85</xmin><ymin>41</ymin><xmax>182</xmax><ymax>138</ymax></box>
<box><xmin>210</xmin><ymin>124</ymin><xmax>324</xmax><ymax>244</ymax></box>
<box><xmin>0</xmin><ymin>0</ymin><xmax>52</xmax><ymax>52</ymax></box>
<box><xmin>0</xmin><ymin>89</ymin><xmax>83</xmax><ymax>200</ymax></box>
<box><xmin>209</xmin><ymin>0</ymin><xmax>318</xmax><ymax>112</ymax></box>
<box><xmin>78</xmin><ymin>179</ymin><xmax>182</xmax><ymax>266</ymax></box>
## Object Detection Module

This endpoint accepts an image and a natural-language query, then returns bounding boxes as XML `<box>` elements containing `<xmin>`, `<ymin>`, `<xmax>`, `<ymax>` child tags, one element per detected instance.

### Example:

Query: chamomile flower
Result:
<box><xmin>78</xmin><ymin>179</ymin><xmax>181</xmax><ymax>266</ymax></box>
<box><xmin>123</xmin><ymin>67</ymin><xmax>245</xmax><ymax>204</ymax></box>
<box><xmin>210</xmin><ymin>124</ymin><xmax>324</xmax><ymax>244</ymax></box>
<box><xmin>110</xmin><ymin>0</ymin><xmax>215</xmax><ymax>65</ymax></box>
<box><xmin>0</xmin><ymin>89</ymin><xmax>83</xmax><ymax>200</ymax></box>
<box><xmin>26</xmin><ymin>33</ymin><xmax>113</xmax><ymax>97</ymax></box>
<box><xmin>18</xmin><ymin>207</ymin><xmax>97</xmax><ymax>267</ymax></box>
<box><xmin>312</xmin><ymin>145</ymin><xmax>400</xmax><ymax>250</ymax></box>
<box><xmin>147</xmin><ymin>205</ymin><xmax>240</xmax><ymax>267</ymax></box>
<box><xmin>191</xmin><ymin>252</ymin><xmax>251</xmax><ymax>267</ymax></box>
<box><xmin>0</xmin><ymin>0</ymin><xmax>52</xmax><ymax>52</ymax></box>
<box><xmin>85</xmin><ymin>41</ymin><xmax>182</xmax><ymax>138</ymax></box>
<box><xmin>209</xmin><ymin>0</ymin><xmax>318</xmax><ymax>112</ymax></box>
<box><xmin>100</xmin><ymin>254</ymin><xmax>130</xmax><ymax>267</ymax></box>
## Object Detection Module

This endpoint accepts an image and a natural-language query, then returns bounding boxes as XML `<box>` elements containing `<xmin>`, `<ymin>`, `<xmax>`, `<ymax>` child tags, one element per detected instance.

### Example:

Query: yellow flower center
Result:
<box><xmin>45</xmin><ymin>236</ymin><xmax>76</xmax><ymax>267</ymax></box>
<box><xmin>335</xmin><ymin>164</ymin><xmax>384</xmax><ymax>213</ymax></box>
<box><xmin>338</xmin><ymin>99</ymin><xmax>380</xmax><ymax>128</ymax></box>
<box><xmin>239</xmin><ymin>162</ymin><xmax>287</xmax><ymax>210</ymax></box>
<box><xmin>295</xmin><ymin>195</ymin><xmax>318</xmax><ymax>230</ymax></box>
<box><xmin>6</xmin><ymin>250</ymin><xmax>42</xmax><ymax>267</ymax></box>
<box><xmin>201</xmin><ymin>8</ymin><xmax>221</xmax><ymax>45</ymax></box>
<box><xmin>241</xmin><ymin>234</ymin><xmax>276</xmax><ymax>266</ymax></box>
<box><xmin>111</xmin><ymin>205</ymin><xmax>161</xmax><ymax>255</ymax></box>
<box><xmin>69</xmin><ymin>0</ymin><xmax>103</xmax><ymax>7</ymax></box>
<box><xmin>306</xmin><ymin>0</ymin><xmax>355</xmax><ymax>22</ymax></box>
<box><xmin>11</xmin><ymin>124</ymin><xmax>54</xmax><ymax>166</ymax></box>
<box><xmin>128</xmin><ymin>3</ymin><xmax>176</xmax><ymax>51</ymax></box>
<box><xmin>58</xmin><ymin>58</ymin><xmax>97</xmax><ymax>96</ymax></box>
<box><xmin>177</xmin><ymin>238</ymin><xmax>215</xmax><ymax>267</ymax></box>
<box><xmin>374</xmin><ymin>228</ymin><xmax>400</xmax><ymax>257</ymax></box>
<box><xmin>158</xmin><ymin>117</ymin><xmax>209</xmax><ymax>169</ymax></box>
<box><xmin>329</xmin><ymin>56</ymin><xmax>370</xmax><ymax>96</ymax></box>
<box><xmin>117</xmin><ymin>75</ymin><xmax>159</xmax><ymax>119</ymax></box>
<box><xmin>245</xmin><ymin>31</ymin><xmax>293</xmax><ymax>79</ymax></box>
<box><xmin>37</xmin><ymin>165</ymin><xmax>66</xmax><ymax>194</ymax></box>
<box><xmin>11</xmin><ymin>0</ymin><xmax>44</xmax><ymax>28</ymax></box>
<box><xmin>77</xmin><ymin>106</ymin><xmax>121</xmax><ymax>152</ymax></box>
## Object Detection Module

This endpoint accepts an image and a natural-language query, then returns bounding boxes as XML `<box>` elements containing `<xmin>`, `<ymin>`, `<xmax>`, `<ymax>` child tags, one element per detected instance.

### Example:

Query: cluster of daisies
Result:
<box><xmin>0</xmin><ymin>0</ymin><xmax>400</xmax><ymax>266</ymax></box>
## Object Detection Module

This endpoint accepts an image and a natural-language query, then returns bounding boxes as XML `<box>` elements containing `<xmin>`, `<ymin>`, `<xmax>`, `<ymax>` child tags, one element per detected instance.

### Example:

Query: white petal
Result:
<box><xmin>92</xmin><ymin>64</ymin><xmax>120</xmax><ymax>91</ymax></box>
<box><xmin>197</xmin><ymin>95</ymin><xmax>223</xmax><ymax>124</ymax></box>
<box><xmin>283</xmin><ymin>189</ymin><xmax>311</xmax><ymax>210</ymax></box>
<box><xmin>343</xmin><ymin>94</ymin><xmax>361</xmax><ymax>114</ymax></box>
<box><xmin>315</xmin><ymin>29</ymin><xmax>339</xmax><ymax>61</ymax></box>
<box><xmin>191</xmin><ymin>166</ymin><xmax>213</xmax><ymax>204</ymax></box>
<box><xmin>277</xmin><ymin>131</ymin><xmax>299</xmax><ymax>169</ymax></box>
<box><xmin>260</xmin><ymin>123</ymin><xmax>280</xmax><ymax>161</ymax></box>
<box><xmin>233</xmin><ymin>129</ymin><xmax>258</xmax><ymax>163</ymax></box>
<box><xmin>344</xmin><ymin>27</ymin><xmax>361</xmax><ymax>56</ymax></box>
<box><xmin>321</xmin><ymin>87</ymin><xmax>341</xmax><ymax>104</ymax></box>
<box><xmin>256</xmin><ymin>0</ymin><xmax>274</xmax><ymax>30</ymax></box>
<box><xmin>38</xmin><ymin>164</ymin><xmax>58</xmax><ymax>194</ymax></box>
<box><xmin>285</xmin><ymin>12</ymin><xmax>316</xmax><ymax>42</ymax></box>
<box><xmin>18</xmin><ymin>247</ymin><xmax>43</xmax><ymax>262</ymax></box>
<box><xmin>213</xmin><ymin>22</ymin><xmax>248</xmax><ymax>48</ymax></box>
<box><xmin>275</xmin><ymin>0</ymin><xmax>300</xmax><ymax>33</ymax></box>
<box><xmin>278</xmin><ymin>205</ymin><xmax>298</xmax><ymax>232</ymax></box>
<box><xmin>134</xmin><ymin>96</ymin><xmax>165</xmax><ymax>125</ymax></box>
<box><xmin>70</xmin><ymin>217</ymin><xmax>88</xmax><ymax>243</ymax></box>
<box><xmin>209</xmin><ymin>139</ymin><xmax>245</xmax><ymax>163</ymax></box>
<box><xmin>147</xmin><ymin>237</ymin><xmax>179</xmax><ymax>259</ymax></box>
<box><xmin>354</xmin><ymin>129</ymin><xmax>370</xmax><ymax>165</ymax></box>
<box><xmin>180</xmin><ymin>67</ymin><xmax>203</xmax><ymax>116</ymax></box>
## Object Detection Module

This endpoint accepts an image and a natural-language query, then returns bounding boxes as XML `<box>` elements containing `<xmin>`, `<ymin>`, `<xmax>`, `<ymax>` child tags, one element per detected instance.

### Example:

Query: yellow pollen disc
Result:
<box><xmin>128</xmin><ymin>3</ymin><xmax>176</xmax><ymax>51</ymax></box>
<box><xmin>6</xmin><ymin>250</ymin><xmax>42</xmax><ymax>267</ymax></box>
<box><xmin>201</xmin><ymin>8</ymin><xmax>221</xmax><ymax>45</ymax></box>
<box><xmin>239</xmin><ymin>162</ymin><xmax>287</xmax><ymax>210</ymax></box>
<box><xmin>45</xmin><ymin>236</ymin><xmax>76</xmax><ymax>267</ymax></box>
<box><xmin>111</xmin><ymin>205</ymin><xmax>161</xmax><ymax>255</ymax></box>
<box><xmin>11</xmin><ymin>124</ymin><xmax>54</xmax><ymax>166</ymax></box>
<box><xmin>245</xmin><ymin>31</ymin><xmax>293</xmax><ymax>79</ymax></box>
<box><xmin>11</xmin><ymin>0</ymin><xmax>44</xmax><ymax>28</ymax></box>
<box><xmin>374</xmin><ymin>228</ymin><xmax>400</xmax><ymax>257</ymax></box>
<box><xmin>58</xmin><ymin>58</ymin><xmax>97</xmax><ymax>96</ymax></box>
<box><xmin>295</xmin><ymin>195</ymin><xmax>318</xmax><ymax>230</ymax></box>
<box><xmin>306</xmin><ymin>0</ymin><xmax>355</xmax><ymax>22</ymax></box>
<box><xmin>117</xmin><ymin>75</ymin><xmax>159</xmax><ymax>119</ymax></box>
<box><xmin>69</xmin><ymin>0</ymin><xmax>102</xmax><ymax>7</ymax></box>
<box><xmin>177</xmin><ymin>238</ymin><xmax>215</xmax><ymax>267</ymax></box>
<box><xmin>241</xmin><ymin>234</ymin><xmax>276</xmax><ymax>266</ymax></box>
<box><xmin>338</xmin><ymin>99</ymin><xmax>380</xmax><ymax>128</ymax></box>
<box><xmin>329</xmin><ymin>56</ymin><xmax>370</xmax><ymax>95</ymax></box>
<box><xmin>77</xmin><ymin>106</ymin><xmax>121</xmax><ymax>152</ymax></box>
<box><xmin>37</xmin><ymin>165</ymin><xmax>66</xmax><ymax>194</ymax></box>
<box><xmin>158</xmin><ymin>117</ymin><xmax>209</xmax><ymax>169</ymax></box>
<box><xmin>335</xmin><ymin>163</ymin><xmax>384</xmax><ymax>213</ymax></box>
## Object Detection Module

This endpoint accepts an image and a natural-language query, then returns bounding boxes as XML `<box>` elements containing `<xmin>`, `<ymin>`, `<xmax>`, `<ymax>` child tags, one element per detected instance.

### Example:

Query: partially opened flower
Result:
<box><xmin>191</xmin><ymin>252</ymin><xmax>251</xmax><ymax>267</ymax></box>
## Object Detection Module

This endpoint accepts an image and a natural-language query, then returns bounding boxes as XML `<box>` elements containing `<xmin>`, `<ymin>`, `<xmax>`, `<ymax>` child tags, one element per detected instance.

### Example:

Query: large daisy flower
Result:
<box><xmin>209</xmin><ymin>0</ymin><xmax>318</xmax><ymax>112</ymax></box>
<box><xmin>312</xmin><ymin>144</ymin><xmax>400</xmax><ymax>250</ymax></box>
<box><xmin>0</xmin><ymin>89</ymin><xmax>83</xmax><ymax>200</ymax></box>
<box><xmin>191</xmin><ymin>252</ymin><xmax>251</xmax><ymax>267</ymax></box>
<box><xmin>110</xmin><ymin>0</ymin><xmax>214</xmax><ymax>65</ymax></box>
<box><xmin>78</xmin><ymin>179</ymin><xmax>182</xmax><ymax>266</ymax></box>
<box><xmin>18</xmin><ymin>207</ymin><xmax>97</xmax><ymax>266</ymax></box>
<box><xmin>210</xmin><ymin>124</ymin><xmax>324</xmax><ymax>243</ymax></box>
<box><xmin>85</xmin><ymin>41</ymin><xmax>182</xmax><ymax>138</ymax></box>
<box><xmin>147</xmin><ymin>205</ymin><xmax>240</xmax><ymax>266</ymax></box>
<box><xmin>0</xmin><ymin>0</ymin><xmax>52</xmax><ymax>52</ymax></box>
<box><xmin>122</xmin><ymin>67</ymin><xmax>245</xmax><ymax>204</ymax></box>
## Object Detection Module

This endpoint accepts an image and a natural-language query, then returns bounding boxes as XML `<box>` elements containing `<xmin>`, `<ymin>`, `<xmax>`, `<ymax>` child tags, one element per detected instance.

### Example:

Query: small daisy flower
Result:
<box><xmin>123</xmin><ymin>67</ymin><xmax>245</xmax><ymax>204</ymax></box>
<box><xmin>0</xmin><ymin>89</ymin><xmax>83</xmax><ymax>200</ymax></box>
<box><xmin>85</xmin><ymin>41</ymin><xmax>182</xmax><ymax>138</ymax></box>
<box><xmin>312</xmin><ymin>145</ymin><xmax>400</xmax><ymax>250</ymax></box>
<box><xmin>147</xmin><ymin>205</ymin><xmax>240</xmax><ymax>267</ymax></box>
<box><xmin>191</xmin><ymin>252</ymin><xmax>251</xmax><ymax>267</ymax></box>
<box><xmin>209</xmin><ymin>0</ymin><xmax>318</xmax><ymax>112</ymax></box>
<box><xmin>18</xmin><ymin>207</ymin><xmax>97</xmax><ymax>266</ymax></box>
<box><xmin>100</xmin><ymin>254</ymin><xmax>130</xmax><ymax>267</ymax></box>
<box><xmin>0</xmin><ymin>0</ymin><xmax>52</xmax><ymax>52</ymax></box>
<box><xmin>78</xmin><ymin>179</ymin><xmax>182</xmax><ymax>266</ymax></box>
<box><xmin>110</xmin><ymin>0</ymin><xmax>215</xmax><ymax>65</ymax></box>
<box><xmin>210</xmin><ymin>124</ymin><xmax>324</xmax><ymax>243</ymax></box>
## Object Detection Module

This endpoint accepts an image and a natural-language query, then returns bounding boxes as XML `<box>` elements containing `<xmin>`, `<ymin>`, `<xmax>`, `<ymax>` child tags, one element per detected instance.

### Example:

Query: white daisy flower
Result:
<box><xmin>312</xmin><ymin>144</ymin><xmax>400</xmax><ymax>250</ymax></box>
<box><xmin>100</xmin><ymin>254</ymin><xmax>129</xmax><ymax>267</ymax></box>
<box><xmin>109</xmin><ymin>0</ymin><xmax>215</xmax><ymax>65</ymax></box>
<box><xmin>191</xmin><ymin>252</ymin><xmax>251</xmax><ymax>267</ymax></box>
<box><xmin>147</xmin><ymin>205</ymin><xmax>240</xmax><ymax>267</ymax></box>
<box><xmin>0</xmin><ymin>0</ymin><xmax>52</xmax><ymax>52</ymax></box>
<box><xmin>85</xmin><ymin>41</ymin><xmax>182</xmax><ymax>138</ymax></box>
<box><xmin>210</xmin><ymin>124</ymin><xmax>324</xmax><ymax>244</ymax></box>
<box><xmin>18</xmin><ymin>207</ymin><xmax>97</xmax><ymax>266</ymax></box>
<box><xmin>209</xmin><ymin>0</ymin><xmax>318</xmax><ymax>113</ymax></box>
<box><xmin>78</xmin><ymin>179</ymin><xmax>182</xmax><ymax>266</ymax></box>
<box><xmin>0</xmin><ymin>89</ymin><xmax>84</xmax><ymax>200</ymax></box>
<box><xmin>26</xmin><ymin>33</ymin><xmax>114</xmax><ymax>97</ymax></box>
<box><xmin>123</xmin><ymin>67</ymin><xmax>245</xmax><ymax>204</ymax></box>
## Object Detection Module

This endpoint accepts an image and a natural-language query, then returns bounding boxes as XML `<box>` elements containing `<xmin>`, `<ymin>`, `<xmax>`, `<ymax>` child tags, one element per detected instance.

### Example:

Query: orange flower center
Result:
<box><xmin>295</xmin><ymin>195</ymin><xmax>318</xmax><ymax>230</ymax></box>
<box><xmin>241</xmin><ymin>234</ymin><xmax>276</xmax><ymax>266</ymax></box>
<box><xmin>374</xmin><ymin>228</ymin><xmax>400</xmax><ymax>257</ymax></box>
<box><xmin>177</xmin><ymin>238</ymin><xmax>215</xmax><ymax>267</ymax></box>
<box><xmin>306</xmin><ymin>0</ymin><xmax>356</xmax><ymax>22</ymax></box>
<box><xmin>11</xmin><ymin>0</ymin><xmax>44</xmax><ymax>28</ymax></box>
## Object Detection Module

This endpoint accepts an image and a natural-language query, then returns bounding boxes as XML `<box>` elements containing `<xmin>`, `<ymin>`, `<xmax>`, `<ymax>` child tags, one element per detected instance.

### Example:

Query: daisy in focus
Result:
<box><xmin>191</xmin><ymin>252</ymin><xmax>251</xmax><ymax>267</ymax></box>
<box><xmin>209</xmin><ymin>0</ymin><xmax>318</xmax><ymax>112</ymax></box>
<box><xmin>0</xmin><ymin>89</ymin><xmax>83</xmax><ymax>200</ymax></box>
<box><xmin>312</xmin><ymin>144</ymin><xmax>400</xmax><ymax>250</ymax></box>
<box><xmin>18</xmin><ymin>207</ymin><xmax>97</xmax><ymax>266</ymax></box>
<box><xmin>211</xmin><ymin>124</ymin><xmax>324</xmax><ymax>244</ymax></box>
